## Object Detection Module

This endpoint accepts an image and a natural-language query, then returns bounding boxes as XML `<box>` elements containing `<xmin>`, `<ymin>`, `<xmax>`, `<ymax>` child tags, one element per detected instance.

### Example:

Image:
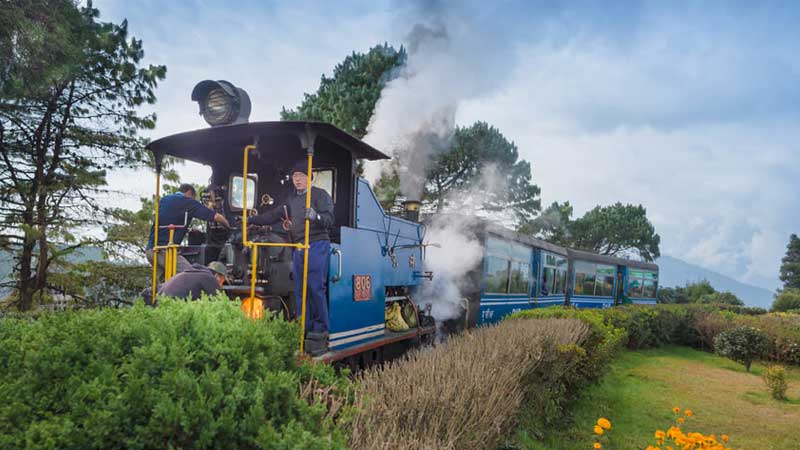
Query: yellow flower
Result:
<box><xmin>684</xmin><ymin>409</ymin><xmax>693</xmax><ymax>417</ymax></box>
<box><xmin>597</xmin><ymin>417</ymin><xmax>612</xmax><ymax>430</ymax></box>
<box><xmin>721</xmin><ymin>435</ymin><xmax>729</xmax><ymax>443</ymax></box>
<box><xmin>593</xmin><ymin>443</ymin><xmax>602</xmax><ymax>449</ymax></box>
<box><xmin>655</xmin><ymin>430</ymin><xmax>666</xmax><ymax>440</ymax></box>
<box><xmin>594</xmin><ymin>425</ymin><xmax>604</xmax><ymax>435</ymax></box>
<box><xmin>677</xmin><ymin>417</ymin><xmax>685</xmax><ymax>424</ymax></box>
<box><xmin>673</xmin><ymin>406</ymin><xmax>681</xmax><ymax>414</ymax></box>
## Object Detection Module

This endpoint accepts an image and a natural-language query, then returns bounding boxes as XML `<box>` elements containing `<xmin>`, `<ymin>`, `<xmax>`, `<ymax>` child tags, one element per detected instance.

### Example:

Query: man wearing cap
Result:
<box><xmin>146</xmin><ymin>183</ymin><xmax>230</xmax><ymax>279</ymax></box>
<box><xmin>249</xmin><ymin>161</ymin><xmax>334</xmax><ymax>348</ymax></box>
<box><xmin>157</xmin><ymin>261</ymin><xmax>229</xmax><ymax>301</ymax></box>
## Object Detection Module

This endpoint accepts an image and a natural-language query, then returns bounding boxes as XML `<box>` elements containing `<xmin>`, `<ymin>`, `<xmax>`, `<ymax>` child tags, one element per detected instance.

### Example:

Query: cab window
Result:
<box><xmin>230</xmin><ymin>174</ymin><xmax>257</xmax><ymax>210</ymax></box>
<box><xmin>312</xmin><ymin>168</ymin><xmax>335</xmax><ymax>202</ymax></box>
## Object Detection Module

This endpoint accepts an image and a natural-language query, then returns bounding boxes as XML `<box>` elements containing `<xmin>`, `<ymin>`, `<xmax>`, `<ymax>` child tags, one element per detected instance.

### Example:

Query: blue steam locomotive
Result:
<box><xmin>146</xmin><ymin>80</ymin><xmax>657</xmax><ymax>369</ymax></box>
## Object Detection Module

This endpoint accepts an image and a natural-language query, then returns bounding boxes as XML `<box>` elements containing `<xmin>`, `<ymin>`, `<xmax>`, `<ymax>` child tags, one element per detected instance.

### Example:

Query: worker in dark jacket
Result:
<box><xmin>146</xmin><ymin>183</ymin><xmax>230</xmax><ymax>279</ymax></box>
<box><xmin>250</xmin><ymin>161</ymin><xmax>334</xmax><ymax>346</ymax></box>
<box><xmin>157</xmin><ymin>261</ymin><xmax>228</xmax><ymax>301</ymax></box>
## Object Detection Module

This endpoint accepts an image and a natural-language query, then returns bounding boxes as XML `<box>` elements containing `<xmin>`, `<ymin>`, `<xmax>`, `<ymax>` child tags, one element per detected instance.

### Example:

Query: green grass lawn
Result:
<box><xmin>518</xmin><ymin>346</ymin><xmax>800</xmax><ymax>450</ymax></box>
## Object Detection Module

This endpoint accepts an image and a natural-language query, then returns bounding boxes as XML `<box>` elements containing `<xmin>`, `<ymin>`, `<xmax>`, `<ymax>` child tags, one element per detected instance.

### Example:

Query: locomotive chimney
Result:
<box><xmin>403</xmin><ymin>200</ymin><xmax>421</xmax><ymax>222</ymax></box>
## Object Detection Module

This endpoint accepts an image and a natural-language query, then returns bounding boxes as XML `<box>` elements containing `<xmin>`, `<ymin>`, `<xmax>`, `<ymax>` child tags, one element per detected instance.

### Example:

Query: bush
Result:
<box><xmin>693</xmin><ymin>310</ymin><xmax>743</xmax><ymax>350</ymax></box>
<box><xmin>762</xmin><ymin>365</ymin><xmax>789</xmax><ymax>400</ymax></box>
<box><xmin>0</xmin><ymin>296</ymin><xmax>350</xmax><ymax>450</ymax></box>
<box><xmin>349</xmin><ymin>318</ymin><xmax>593</xmax><ymax>450</ymax></box>
<box><xmin>714</xmin><ymin>326</ymin><xmax>769</xmax><ymax>372</ymax></box>
<box><xmin>772</xmin><ymin>288</ymin><xmax>800</xmax><ymax>312</ymax></box>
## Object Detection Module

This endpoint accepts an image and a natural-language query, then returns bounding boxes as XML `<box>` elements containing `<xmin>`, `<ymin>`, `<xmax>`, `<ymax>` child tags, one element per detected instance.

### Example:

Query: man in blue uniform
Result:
<box><xmin>250</xmin><ymin>162</ymin><xmax>334</xmax><ymax>349</ymax></box>
<box><xmin>157</xmin><ymin>261</ymin><xmax>228</xmax><ymax>301</ymax></box>
<box><xmin>146</xmin><ymin>183</ymin><xmax>230</xmax><ymax>279</ymax></box>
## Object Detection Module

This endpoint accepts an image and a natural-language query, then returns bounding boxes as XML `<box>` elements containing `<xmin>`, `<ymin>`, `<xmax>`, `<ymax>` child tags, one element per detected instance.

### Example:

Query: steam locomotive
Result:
<box><xmin>146</xmin><ymin>80</ymin><xmax>657</xmax><ymax>369</ymax></box>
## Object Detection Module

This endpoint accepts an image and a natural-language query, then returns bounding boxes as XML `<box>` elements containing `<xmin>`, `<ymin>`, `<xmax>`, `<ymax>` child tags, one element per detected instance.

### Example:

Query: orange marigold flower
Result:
<box><xmin>673</xmin><ymin>406</ymin><xmax>681</xmax><ymax>414</ymax></box>
<box><xmin>677</xmin><ymin>417</ymin><xmax>685</xmax><ymax>424</ymax></box>
<box><xmin>684</xmin><ymin>409</ymin><xmax>693</xmax><ymax>417</ymax></box>
<box><xmin>594</xmin><ymin>425</ymin><xmax>604</xmax><ymax>435</ymax></box>
<box><xmin>593</xmin><ymin>443</ymin><xmax>602</xmax><ymax>449</ymax></box>
<box><xmin>721</xmin><ymin>435</ymin><xmax>729</xmax><ymax>443</ymax></box>
<box><xmin>597</xmin><ymin>418</ymin><xmax>612</xmax><ymax>430</ymax></box>
<box><xmin>655</xmin><ymin>430</ymin><xmax>666</xmax><ymax>439</ymax></box>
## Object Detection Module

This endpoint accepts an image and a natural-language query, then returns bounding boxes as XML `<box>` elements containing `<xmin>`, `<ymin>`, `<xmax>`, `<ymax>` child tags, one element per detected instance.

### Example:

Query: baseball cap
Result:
<box><xmin>207</xmin><ymin>261</ymin><xmax>229</xmax><ymax>281</ymax></box>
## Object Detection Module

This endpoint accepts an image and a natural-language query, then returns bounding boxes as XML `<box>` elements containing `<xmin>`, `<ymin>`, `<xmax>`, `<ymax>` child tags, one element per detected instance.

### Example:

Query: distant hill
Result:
<box><xmin>656</xmin><ymin>255</ymin><xmax>775</xmax><ymax>309</ymax></box>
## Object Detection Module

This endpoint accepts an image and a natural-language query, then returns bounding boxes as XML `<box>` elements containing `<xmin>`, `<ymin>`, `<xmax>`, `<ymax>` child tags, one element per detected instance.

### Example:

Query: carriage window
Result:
<box><xmin>312</xmin><ymin>169</ymin><xmax>335</xmax><ymax>202</ymax></box>
<box><xmin>541</xmin><ymin>251</ymin><xmax>567</xmax><ymax>296</ymax></box>
<box><xmin>628</xmin><ymin>278</ymin><xmax>643</xmax><ymax>297</ymax></box>
<box><xmin>485</xmin><ymin>256</ymin><xmax>510</xmax><ymax>293</ymax></box>
<box><xmin>642</xmin><ymin>280</ymin><xmax>656</xmax><ymax>298</ymax></box>
<box><xmin>627</xmin><ymin>270</ymin><xmax>658</xmax><ymax>298</ymax></box>
<box><xmin>598</xmin><ymin>275</ymin><xmax>615</xmax><ymax>297</ymax></box>
<box><xmin>595</xmin><ymin>265</ymin><xmax>616</xmax><ymax>297</ymax></box>
<box><xmin>509</xmin><ymin>261</ymin><xmax>531</xmax><ymax>294</ymax></box>
<box><xmin>554</xmin><ymin>269</ymin><xmax>564</xmax><ymax>295</ymax></box>
<box><xmin>573</xmin><ymin>272</ymin><xmax>586</xmax><ymax>295</ymax></box>
<box><xmin>230</xmin><ymin>175</ymin><xmax>256</xmax><ymax>210</ymax></box>
<box><xmin>484</xmin><ymin>236</ymin><xmax>531</xmax><ymax>295</ymax></box>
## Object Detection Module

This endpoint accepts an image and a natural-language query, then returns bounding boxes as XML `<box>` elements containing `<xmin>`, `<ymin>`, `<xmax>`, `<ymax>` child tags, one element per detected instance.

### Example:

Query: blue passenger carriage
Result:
<box><xmin>444</xmin><ymin>219</ymin><xmax>569</xmax><ymax>328</ymax></box>
<box><xmin>566</xmin><ymin>249</ymin><xmax>659</xmax><ymax>308</ymax></box>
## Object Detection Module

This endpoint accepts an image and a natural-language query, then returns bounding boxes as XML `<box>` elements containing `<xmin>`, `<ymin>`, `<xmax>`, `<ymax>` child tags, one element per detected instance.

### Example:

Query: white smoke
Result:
<box><xmin>363</xmin><ymin>3</ymin><xmax>518</xmax><ymax>323</ymax></box>
<box><xmin>419</xmin><ymin>215</ymin><xmax>483</xmax><ymax>322</ymax></box>
<box><xmin>418</xmin><ymin>165</ymin><xmax>516</xmax><ymax>322</ymax></box>
<box><xmin>363</xmin><ymin>4</ymin><xmax>517</xmax><ymax>199</ymax></box>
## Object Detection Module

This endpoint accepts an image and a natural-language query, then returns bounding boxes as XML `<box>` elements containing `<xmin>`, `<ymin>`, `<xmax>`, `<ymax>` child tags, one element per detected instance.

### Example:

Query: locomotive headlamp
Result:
<box><xmin>191</xmin><ymin>80</ymin><xmax>251</xmax><ymax>127</ymax></box>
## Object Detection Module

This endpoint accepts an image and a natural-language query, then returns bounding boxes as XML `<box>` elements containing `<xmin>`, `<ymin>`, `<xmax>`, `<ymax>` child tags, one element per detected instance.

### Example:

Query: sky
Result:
<box><xmin>94</xmin><ymin>0</ymin><xmax>800</xmax><ymax>291</ymax></box>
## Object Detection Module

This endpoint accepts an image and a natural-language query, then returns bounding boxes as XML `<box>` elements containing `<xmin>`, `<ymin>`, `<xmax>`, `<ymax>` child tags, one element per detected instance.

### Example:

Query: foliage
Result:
<box><xmin>779</xmin><ymin>234</ymin><xmax>800</xmax><ymax>290</ymax></box>
<box><xmin>521</xmin><ymin>202</ymin><xmax>660</xmax><ymax>262</ymax></box>
<box><xmin>518</xmin><ymin>201</ymin><xmax>573</xmax><ymax>244</ymax></box>
<box><xmin>658</xmin><ymin>281</ymin><xmax>746</xmax><ymax>307</ymax></box>
<box><xmin>696</xmin><ymin>291</ymin><xmax>744</xmax><ymax>306</ymax></box>
<box><xmin>762</xmin><ymin>365</ymin><xmax>789</xmax><ymax>401</ymax></box>
<box><xmin>374</xmin><ymin>121</ymin><xmax>543</xmax><ymax>225</ymax></box>
<box><xmin>0</xmin><ymin>297</ymin><xmax>351</xmax><ymax>449</ymax></box>
<box><xmin>280</xmin><ymin>43</ymin><xmax>405</xmax><ymax>139</ymax></box>
<box><xmin>772</xmin><ymin>287</ymin><xmax>800</xmax><ymax>312</ymax></box>
<box><xmin>509</xmin><ymin>308</ymin><xmax>627</xmax><ymax>438</ymax></box>
<box><xmin>350</xmin><ymin>318</ymin><xmax>589</xmax><ymax>450</ymax></box>
<box><xmin>714</xmin><ymin>326</ymin><xmax>769</xmax><ymax>372</ymax></box>
<box><xmin>0</xmin><ymin>0</ymin><xmax>166</xmax><ymax>310</ymax></box>
<box><xmin>424</xmin><ymin>121</ymin><xmax>541</xmax><ymax>222</ymax></box>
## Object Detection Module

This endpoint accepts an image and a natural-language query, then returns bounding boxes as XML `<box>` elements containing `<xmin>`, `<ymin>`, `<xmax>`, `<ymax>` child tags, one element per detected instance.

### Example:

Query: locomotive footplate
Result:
<box><xmin>314</xmin><ymin>324</ymin><xmax>436</xmax><ymax>364</ymax></box>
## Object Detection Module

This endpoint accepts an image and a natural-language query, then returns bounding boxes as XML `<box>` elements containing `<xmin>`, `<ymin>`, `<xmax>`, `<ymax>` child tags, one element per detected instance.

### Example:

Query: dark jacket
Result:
<box><xmin>157</xmin><ymin>264</ymin><xmax>220</xmax><ymax>300</ymax></box>
<box><xmin>147</xmin><ymin>193</ymin><xmax>216</xmax><ymax>248</ymax></box>
<box><xmin>250</xmin><ymin>187</ymin><xmax>334</xmax><ymax>243</ymax></box>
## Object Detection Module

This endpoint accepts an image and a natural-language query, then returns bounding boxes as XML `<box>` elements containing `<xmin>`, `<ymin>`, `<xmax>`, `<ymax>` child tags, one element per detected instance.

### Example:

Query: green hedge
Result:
<box><xmin>509</xmin><ymin>309</ymin><xmax>626</xmax><ymax>439</ymax></box>
<box><xmin>513</xmin><ymin>305</ymin><xmax>800</xmax><ymax>367</ymax></box>
<box><xmin>0</xmin><ymin>296</ymin><xmax>350</xmax><ymax>450</ymax></box>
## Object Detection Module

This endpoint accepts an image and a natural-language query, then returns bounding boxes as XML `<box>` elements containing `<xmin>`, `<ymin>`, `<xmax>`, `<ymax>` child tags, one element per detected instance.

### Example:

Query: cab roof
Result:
<box><xmin>145</xmin><ymin>121</ymin><xmax>390</xmax><ymax>165</ymax></box>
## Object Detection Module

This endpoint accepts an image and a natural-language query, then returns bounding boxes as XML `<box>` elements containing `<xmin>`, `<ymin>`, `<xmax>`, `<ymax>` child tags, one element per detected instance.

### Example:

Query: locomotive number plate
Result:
<box><xmin>353</xmin><ymin>274</ymin><xmax>372</xmax><ymax>301</ymax></box>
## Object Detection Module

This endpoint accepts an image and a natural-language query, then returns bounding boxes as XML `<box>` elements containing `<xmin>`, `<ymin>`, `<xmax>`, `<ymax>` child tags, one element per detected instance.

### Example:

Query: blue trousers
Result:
<box><xmin>293</xmin><ymin>240</ymin><xmax>330</xmax><ymax>333</ymax></box>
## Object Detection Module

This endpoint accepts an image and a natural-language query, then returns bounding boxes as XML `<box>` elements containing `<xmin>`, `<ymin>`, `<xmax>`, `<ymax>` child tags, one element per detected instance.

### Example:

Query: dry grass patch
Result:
<box><xmin>350</xmin><ymin>318</ymin><xmax>590</xmax><ymax>450</ymax></box>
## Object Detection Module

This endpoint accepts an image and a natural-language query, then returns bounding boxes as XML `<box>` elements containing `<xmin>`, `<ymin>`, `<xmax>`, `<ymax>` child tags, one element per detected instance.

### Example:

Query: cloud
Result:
<box><xmin>94</xmin><ymin>0</ymin><xmax>800</xmax><ymax>291</ymax></box>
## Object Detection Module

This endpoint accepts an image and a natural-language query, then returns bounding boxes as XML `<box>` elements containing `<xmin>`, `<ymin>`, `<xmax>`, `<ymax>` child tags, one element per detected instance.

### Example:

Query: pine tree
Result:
<box><xmin>779</xmin><ymin>234</ymin><xmax>800</xmax><ymax>290</ymax></box>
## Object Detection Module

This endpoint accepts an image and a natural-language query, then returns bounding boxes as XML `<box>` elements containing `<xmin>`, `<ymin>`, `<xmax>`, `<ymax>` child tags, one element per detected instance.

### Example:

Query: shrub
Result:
<box><xmin>762</xmin><ymin>365</ymin><xmax>789</xmax><ymax>400</ymax></box>
<box><xmin>349</xmin><ymin>318</ymin><xmax>591</xmax><ymax>450</ymax></box>
<box><xmin>693</xmin><ymin>311</ymin><xmax>740</xmax><ymax>350</ymax></box>
<box><xmin>714</xmin><ymin>326</ymin><xmax>769</xmax><ymax>372</ymax></box>
<box><xmin>772</xmin><ymin>288</ymin><xmax>800</xmax><ymax>312</ymax></box>
<box><xmin>0</xmin><ymin>296</ymin><xmax>350</xmax><ymax>450</ymax></box>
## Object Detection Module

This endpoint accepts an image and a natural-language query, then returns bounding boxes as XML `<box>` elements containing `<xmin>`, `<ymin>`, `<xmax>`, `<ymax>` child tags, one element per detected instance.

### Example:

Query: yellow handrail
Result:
<box><xmin>151</xmin><ymin>170</ymin><xmax>161</xmax><ymax>302</ymax></box>
<box><xmin>241</xmin><ymin>144</ymin><xmax>311</xmax><ymax>354</ymax></box>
